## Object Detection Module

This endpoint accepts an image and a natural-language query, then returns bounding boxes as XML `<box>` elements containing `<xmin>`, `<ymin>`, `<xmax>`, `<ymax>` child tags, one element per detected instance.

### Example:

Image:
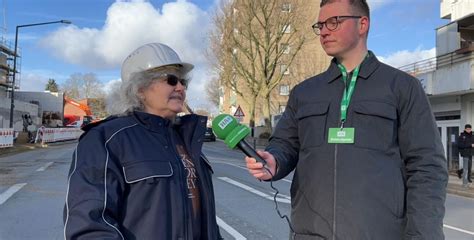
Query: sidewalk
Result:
<box><xmin>446</xmin><ymin>174</ymin><xmax>474</xmax><ymax>198</ymax></box>
<box><xmin>0</xmin><ymin>143</ymin><xmax>43</xmax><ymax>157</ymax></box>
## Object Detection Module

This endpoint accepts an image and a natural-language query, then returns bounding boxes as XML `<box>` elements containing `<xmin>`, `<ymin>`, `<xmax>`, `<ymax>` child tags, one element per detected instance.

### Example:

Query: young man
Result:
<box><xmin>245</xmin><ymin>0</ymin><xmax>448</xmax><ymax>239</ymax></box>
<box><xmin>458</xmin><ymin>124</ymin><xmax>473</xmax><ymax>188</ymax></box>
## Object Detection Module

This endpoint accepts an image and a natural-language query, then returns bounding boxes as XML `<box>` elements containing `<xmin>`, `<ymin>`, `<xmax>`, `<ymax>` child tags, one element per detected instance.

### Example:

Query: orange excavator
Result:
<box><xmin>64</xmin><ymin>96</ymin><xmax>94</xmax><ymax>127</ymax></box>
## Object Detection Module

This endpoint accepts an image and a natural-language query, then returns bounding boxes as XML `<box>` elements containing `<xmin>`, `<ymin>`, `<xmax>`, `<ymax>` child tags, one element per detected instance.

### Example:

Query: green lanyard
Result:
<box><xmin>337</xmin><ymin>63</ymin><xmax>361</xmax><ymax>127</ymax></box>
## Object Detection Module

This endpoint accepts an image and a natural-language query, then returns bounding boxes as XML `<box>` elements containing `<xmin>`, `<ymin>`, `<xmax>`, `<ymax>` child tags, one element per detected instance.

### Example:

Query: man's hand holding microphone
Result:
<box><xmin>245</xmin><ymin>151</ymin><xmax>276</xmax><ymax>181</ymax></box>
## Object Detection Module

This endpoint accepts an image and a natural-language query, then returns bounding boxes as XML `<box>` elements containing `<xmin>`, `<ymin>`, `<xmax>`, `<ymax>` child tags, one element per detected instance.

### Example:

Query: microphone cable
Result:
<box><xmin>263</xmin><ymin>165</ymin><xmax>295</xmax><ymax>236</ymax></box>
<box><xmin>262</xmin><ymin>165</ymin><xmax>328</xmax><ymax>240</ymax></box>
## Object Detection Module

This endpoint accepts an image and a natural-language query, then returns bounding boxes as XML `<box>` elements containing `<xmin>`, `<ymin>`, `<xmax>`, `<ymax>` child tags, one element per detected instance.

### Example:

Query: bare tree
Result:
<box><xmin>210</xmin><ymin>0</ymin><xmax>307</xmax><ymax>130</ymax></box>
<box><xmin>62</xmin><ymin>73</ymin><xmax>82</xmax><ymax>99</ymax></box>
<box><xmin>105</xmin><ymin>80</ymin><xmax>125</xmax><ymax>115</ymax></box>
<box><xmin>205</xmin><ymin>77</ymin><xmax>221</xmax><ymax>108</ymax></box>
<box><xmin>83</xmin><ymin>73</ymin><xmax>104</xmax><ymax>99</ymax></box>
<box><xmin>61</xmin><ymin>72</ymin><xmax>105</xmax><ymax>99</ymax></box>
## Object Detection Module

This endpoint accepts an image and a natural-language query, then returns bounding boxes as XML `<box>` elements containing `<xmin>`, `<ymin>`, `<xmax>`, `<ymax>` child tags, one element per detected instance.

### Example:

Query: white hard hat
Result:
<box><xmin>121</xmin><ymin>42</ymin><xmax>194</xmax><ymax>82</ymax></box>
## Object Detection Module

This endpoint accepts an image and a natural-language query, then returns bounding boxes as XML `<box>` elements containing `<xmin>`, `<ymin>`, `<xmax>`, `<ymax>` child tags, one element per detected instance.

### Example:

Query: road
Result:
<box><xmin>0</xmin><ymin>141</ymin><xmax>473</xmax><ymax>239</ymax></box>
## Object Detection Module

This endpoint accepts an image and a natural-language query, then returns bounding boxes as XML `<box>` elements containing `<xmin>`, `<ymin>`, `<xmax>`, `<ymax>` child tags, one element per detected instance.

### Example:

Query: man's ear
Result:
<box><xmin>359</xmin><ymin>16</ymin><xmax>370</xmax><ymax>36</ymax></box>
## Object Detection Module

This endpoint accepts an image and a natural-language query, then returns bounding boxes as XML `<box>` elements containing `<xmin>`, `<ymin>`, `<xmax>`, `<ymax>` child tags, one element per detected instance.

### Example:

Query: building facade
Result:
<box><xmin>220</xmin><ymin>0</ymin><xmax>331</xmax><ymax>127</ymax></box>
<box><xmin>406</xmin><ymin>0</ymin><xmax>474</xmax><ymax>170</ymax></box>
<box><xmin>0</xmin><ymin>37</ymin><xmax>40</xmax><ymax>131</ymax></box>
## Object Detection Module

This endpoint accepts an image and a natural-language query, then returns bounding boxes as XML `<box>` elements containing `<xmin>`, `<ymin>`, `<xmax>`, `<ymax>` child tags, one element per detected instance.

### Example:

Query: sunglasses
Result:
<box><xmin>159</xmin><ymin>74</ymin><xmax>188</xmax><ymax>88</ymax></box>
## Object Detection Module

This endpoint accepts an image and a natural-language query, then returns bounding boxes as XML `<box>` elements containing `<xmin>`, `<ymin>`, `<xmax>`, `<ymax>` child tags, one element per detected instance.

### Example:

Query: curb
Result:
<box><xmin>446</xmin><ymin>183</ymin><xmax>474</xmax><ymax>198</ymax></box>
<box><xmin>0</xmin><ymin>140</ymin><xmax>77</xmax><ymax>157</ymax></box>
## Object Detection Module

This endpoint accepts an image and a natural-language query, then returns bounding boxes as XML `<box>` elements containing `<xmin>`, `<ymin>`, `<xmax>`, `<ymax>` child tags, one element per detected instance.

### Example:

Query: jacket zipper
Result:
<box><xmin>167</xmin><ymin>129</ymin><xmax>190</xmax><ymax>239</ymax></box>
<box><xmin>332</xmin><ymin>79</ymin><xmax>346</xmax><ymax>240</ymax></box>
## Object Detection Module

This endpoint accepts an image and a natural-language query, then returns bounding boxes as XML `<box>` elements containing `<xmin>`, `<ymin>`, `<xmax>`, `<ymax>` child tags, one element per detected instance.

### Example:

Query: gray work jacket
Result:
<box><xmin>267</xmin><ymin>52</ymin><xmax>448</xmax><ymax>240</ymax></box>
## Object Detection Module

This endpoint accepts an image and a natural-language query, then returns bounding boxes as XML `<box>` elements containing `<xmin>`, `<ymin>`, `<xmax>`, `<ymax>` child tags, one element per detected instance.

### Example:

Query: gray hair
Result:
<box><xmin>106</xmin><ymin>65</ymin><xmax>190</xmax><ymax>115</ymax></box>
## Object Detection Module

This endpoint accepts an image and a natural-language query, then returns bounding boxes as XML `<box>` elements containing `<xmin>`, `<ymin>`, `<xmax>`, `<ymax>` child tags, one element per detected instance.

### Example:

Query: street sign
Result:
<box><xmin>234</xmin><ymin>105</ymin><xmax>245</xmax><ymax>117</ymax></box>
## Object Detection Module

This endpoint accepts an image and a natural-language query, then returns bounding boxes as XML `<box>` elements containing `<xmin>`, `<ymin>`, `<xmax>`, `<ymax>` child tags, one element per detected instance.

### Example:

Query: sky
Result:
<box><xmin>1</xmin><ymin>0</ymin><xmax>449</xmax><ymax>111</ymax></box>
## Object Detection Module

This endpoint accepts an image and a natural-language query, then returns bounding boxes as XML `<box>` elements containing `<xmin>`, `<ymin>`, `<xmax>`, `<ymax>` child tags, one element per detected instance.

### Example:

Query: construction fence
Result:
<box><xmin>0</xmin><ymin>127</ymin><xmax>83</xmax><ymax>148</ymax></box>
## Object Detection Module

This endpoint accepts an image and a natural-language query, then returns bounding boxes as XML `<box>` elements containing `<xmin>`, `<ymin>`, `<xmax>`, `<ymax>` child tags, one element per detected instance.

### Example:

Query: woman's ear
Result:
<box><xmin>137</xmin><ymin>90</ymin><xmax>146</xmax><ymax>102</ymax></box>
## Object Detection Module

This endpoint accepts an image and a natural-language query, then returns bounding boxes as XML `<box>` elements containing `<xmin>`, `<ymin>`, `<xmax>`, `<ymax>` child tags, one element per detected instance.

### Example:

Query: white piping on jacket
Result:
<box><xmin>64</xmin><ymin>123</ymin><xmax>138</xmax><ymax>240</ymax></box>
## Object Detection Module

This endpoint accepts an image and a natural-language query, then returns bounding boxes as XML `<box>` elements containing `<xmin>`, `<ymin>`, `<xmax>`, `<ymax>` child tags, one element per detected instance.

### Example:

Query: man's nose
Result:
<box><xmin>320</xmin><ymin>25</ymin><xmax>331</xmax><ymax>36</ymax></box>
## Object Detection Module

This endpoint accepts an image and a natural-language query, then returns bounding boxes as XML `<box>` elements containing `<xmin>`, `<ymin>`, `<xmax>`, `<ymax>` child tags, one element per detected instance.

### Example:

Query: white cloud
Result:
<box><xmin>102</xmin><ymin>78</ymin><xmax>121</xmax><ymax>94</ymax></box>
<box><xmin>18</xmin><ymin>73</ymin><xmax>49</xmax><ymax>91</ymax></box>
<box><xmin>40</xmin><ymin>0</ymin><xmax>210</xmax><ymax>69</ymax></box>
<box><xmin>39</xmin><ymin>0</ymin><xmax>213</xmax><ymax>109</ymax></box>
<box><xmin>378</xmin><ymin>47</ymin><xmax>436</xmax><ymax>68</ymax></box>
<box><xmin>18</xmin><ymin>70</ymin><xmax>68</xmax><ymax>92</ymax></box>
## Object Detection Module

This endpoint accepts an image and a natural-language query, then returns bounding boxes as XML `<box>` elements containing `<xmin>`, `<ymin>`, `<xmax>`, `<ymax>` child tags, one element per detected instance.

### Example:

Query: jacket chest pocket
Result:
<box><xmin>296</xmin><ymin>102</ymin><xmax>329</xmax><ymax>149</ymax></box>
<box><xmin>123</xmin><ymin>161</ymin><xmax>173</xmax><ymax>184</ymax></box>
<box><xmin>352</xmin><ymin>101</ymin><xmax>397</xmax><ymax>151</ymax></box>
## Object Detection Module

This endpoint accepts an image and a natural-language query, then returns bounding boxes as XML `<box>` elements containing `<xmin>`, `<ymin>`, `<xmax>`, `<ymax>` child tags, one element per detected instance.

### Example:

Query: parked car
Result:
<box><xmin>204</xmin><ymin>127</ymin><xmax>216</xmax><ymax>142</ymax></box>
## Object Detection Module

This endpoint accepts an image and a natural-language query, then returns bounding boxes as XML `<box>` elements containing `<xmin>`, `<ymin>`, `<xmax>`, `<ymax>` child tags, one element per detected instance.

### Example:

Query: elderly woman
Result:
<box><xmin>64</xmin><ymin>43</ymin><xmax>221</xmax><ymax>239</ymax></box>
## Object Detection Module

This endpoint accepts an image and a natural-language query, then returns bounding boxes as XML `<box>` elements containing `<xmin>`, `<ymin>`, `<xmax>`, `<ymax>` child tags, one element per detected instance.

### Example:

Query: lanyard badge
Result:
<box><xmin>328</xmin><ymin>62</ymin><xmax>362</xmax><ymax>144</ymax></box>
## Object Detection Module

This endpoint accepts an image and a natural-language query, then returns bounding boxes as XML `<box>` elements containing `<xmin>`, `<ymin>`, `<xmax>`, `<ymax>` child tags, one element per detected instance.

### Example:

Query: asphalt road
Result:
<box><xmin>0</xmin><ymin>141</ymin><xmax>473</xmax><ymax>239</ymax></box>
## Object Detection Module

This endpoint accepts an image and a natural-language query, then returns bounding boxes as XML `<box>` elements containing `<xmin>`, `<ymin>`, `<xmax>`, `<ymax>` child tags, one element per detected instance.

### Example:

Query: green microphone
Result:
<box><xmin>212</xmin><ymin>114</ymin><xmax>266</xmax><ymax>164</ymax></box>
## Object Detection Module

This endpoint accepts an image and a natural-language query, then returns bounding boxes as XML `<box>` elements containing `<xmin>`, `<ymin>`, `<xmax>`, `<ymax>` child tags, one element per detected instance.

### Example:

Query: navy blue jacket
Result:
<box><xmin>64</xmin><ymin>111</ymin><xmax>221</xmax><ymax>240</ymax></box>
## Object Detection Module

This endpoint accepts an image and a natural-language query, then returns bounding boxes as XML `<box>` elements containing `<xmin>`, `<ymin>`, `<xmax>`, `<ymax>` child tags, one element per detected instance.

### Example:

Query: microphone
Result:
<box><xmin>211</xmin><ymin>114</ymin><xmax>266</xmax><ymax>164</ymax></box>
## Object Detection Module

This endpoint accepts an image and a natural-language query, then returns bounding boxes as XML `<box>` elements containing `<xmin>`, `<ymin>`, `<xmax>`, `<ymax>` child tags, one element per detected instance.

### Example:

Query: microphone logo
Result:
<box><xmin>217</xmin><ymin>115</ymin><xmax>233</xmax><ymax>130</ymax></box>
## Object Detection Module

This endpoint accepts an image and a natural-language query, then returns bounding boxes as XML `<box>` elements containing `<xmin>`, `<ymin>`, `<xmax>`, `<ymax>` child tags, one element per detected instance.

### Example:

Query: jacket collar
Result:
<box><xmin>326</xmin><ymin>50</ymin><xmax>380</xmax><ymax>83</ymax></box>
<box><xmin>133</xmin><ymin>111</ymin><xmax>172</xmax><ymax>132</ymax></box>
<box><xmin>133</xmin><ymin>111</ymin><xmax>208</xmax><ymax>135</ymax></box>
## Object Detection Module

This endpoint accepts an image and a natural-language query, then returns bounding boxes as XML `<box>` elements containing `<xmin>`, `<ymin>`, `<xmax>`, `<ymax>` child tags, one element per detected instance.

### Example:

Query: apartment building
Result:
<box><xmin>220</xmin><ymin>0</ymin><xmax>331</xmax><ymax>127</ymax></box>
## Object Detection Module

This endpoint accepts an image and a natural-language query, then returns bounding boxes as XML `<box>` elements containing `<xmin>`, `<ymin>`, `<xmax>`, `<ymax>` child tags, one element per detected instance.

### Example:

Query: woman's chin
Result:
<box><xmin>170</xmin><ymin>105</ymin><xmax>184</xmax><ymax>113</ymax></box>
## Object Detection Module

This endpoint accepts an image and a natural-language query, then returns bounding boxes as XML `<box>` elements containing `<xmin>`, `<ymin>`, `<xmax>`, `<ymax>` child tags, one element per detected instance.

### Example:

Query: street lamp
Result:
<box><xmin>8</xmin><ymin>20</ymin><xmax>72</xmax><ymax>128</ymax></box>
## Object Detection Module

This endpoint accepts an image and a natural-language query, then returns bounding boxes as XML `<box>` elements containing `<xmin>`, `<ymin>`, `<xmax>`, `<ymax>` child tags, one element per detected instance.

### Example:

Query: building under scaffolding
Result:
<box><xmin>0</xmin><ymin>36</ymin><xmax>39</xmax><ymax>130</ymax></box>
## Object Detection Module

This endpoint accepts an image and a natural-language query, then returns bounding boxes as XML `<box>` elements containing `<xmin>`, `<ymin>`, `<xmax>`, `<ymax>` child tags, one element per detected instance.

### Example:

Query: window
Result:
<box><xmin>282</xmin><ymin>24</ymin><xmax>291</xmax><ymax>34</ymax></box>
<box><xmin>280</xmin><ymin>65</ymin><xmax>290</xmax><ymax>75</ymax></box>
<box><xmin>279</xmin><ymin>105</ymin><xmax>286</xmax><ymax>113</ymax></box>
<box><xmin>281</xmin><ymin>43</ymin><xmax>290</xmax><ymax>54</ymax></box>
<box><xmin>279</xmin><ymin>85</ymin><xmax>290</xmax><ymax>96</ymax></box>
<box><xmin>281</xmin><ymin>3</ymin><xmax>291</xmax><ymax>12</ymax></box>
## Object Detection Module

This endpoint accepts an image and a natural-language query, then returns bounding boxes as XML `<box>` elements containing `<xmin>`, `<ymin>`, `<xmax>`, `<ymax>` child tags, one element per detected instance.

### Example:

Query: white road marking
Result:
<box><xmin>0</xmin><ymin>183</ymin><xmax>27</xmax><ymax>205</ymax></box>
<box><xmin>271</xmin><ymin>192</ymin><xmax>291</xmax><ymax>199</ymax></box>
<box><xmin>211</xmin><ymin>157</ymin><xmax>474</xmax><ymax>237</ymax></box>
<box><xmin>209</xmin><ymin>159</ymin><xmax>293</xmax><ymax>183</ymax></box>
<box><xmin>36</xmin><ymin>162</ymin><xmax>54</xmax><ymax>172</ymax></box>
<box><xmin>216</xmin><ymin>216</ymin><xmax>247</xmax><ymax>240</ymax></box>
<box><xmin>218</xmin><ymin>177</ymin><xmax>290</xmax><ymax>203</ymax></box>
<box><xmin>443</xmin><ymin>224</ymin><xmax>474</xmax><ymax>235</ymax></box>
<box><xmin>281</xmin><ymin>178</ymin><xmax>292</xmax><ymax>183</ymax></box>
<box><xmin>209</xmin><ymin>153</ymin><xmax>474</xmax><ymax>237</ymax></box>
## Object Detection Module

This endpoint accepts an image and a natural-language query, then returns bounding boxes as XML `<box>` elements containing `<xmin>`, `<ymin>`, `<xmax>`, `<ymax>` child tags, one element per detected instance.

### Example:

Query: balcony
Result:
<box><xmin>456</xmin><ymin>39</ymin><xmax>474</xmax><ymax>54</ymax></box>
<box><xmin>399</xmin><ymin>49</ymin><xmax>474</xmax><ymax>96</ymax></box>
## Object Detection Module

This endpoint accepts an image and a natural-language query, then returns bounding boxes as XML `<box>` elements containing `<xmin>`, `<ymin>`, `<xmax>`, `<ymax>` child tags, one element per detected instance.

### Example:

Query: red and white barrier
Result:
<box><xmin>36</xmin><ymin>127</ymin><xmax>83</xmax><ymax>145</ymax></box>
<box><xmin>0</xmin><ymin>128</ymin><xmax>14</xmax><ymax>148</ymax></box>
